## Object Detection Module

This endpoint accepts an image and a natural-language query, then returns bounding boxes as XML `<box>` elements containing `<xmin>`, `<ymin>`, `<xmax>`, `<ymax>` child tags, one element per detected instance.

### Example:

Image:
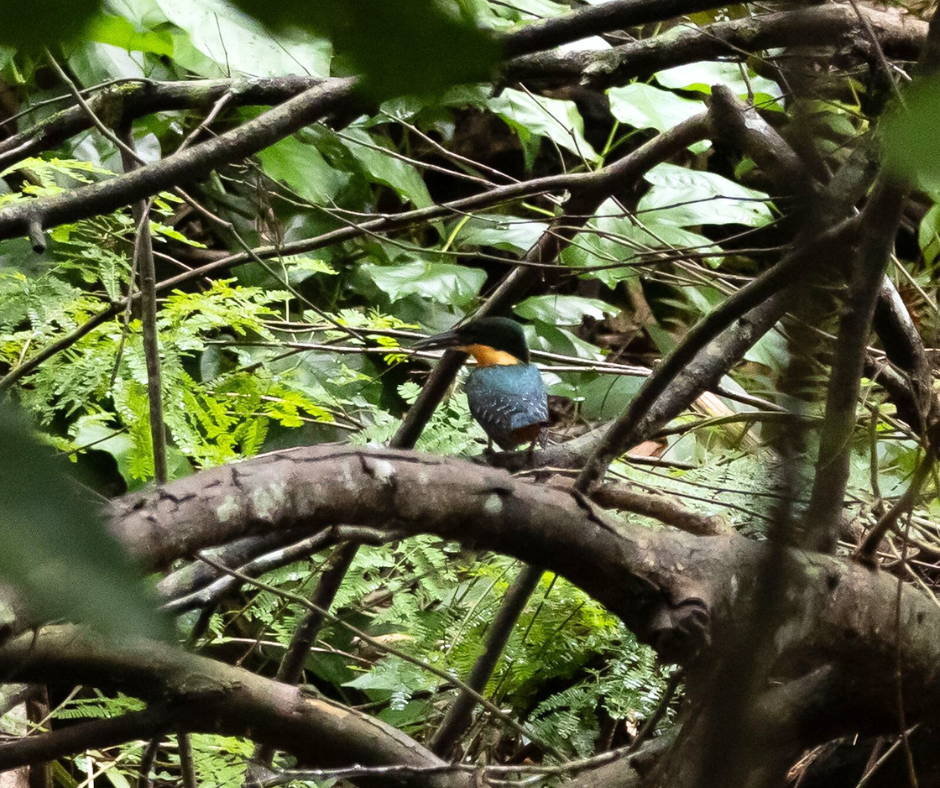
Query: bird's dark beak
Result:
<box><xmin>413</xmin><ymin>328</ymin><xmax>465</xmax><ymax>351</ymax></box>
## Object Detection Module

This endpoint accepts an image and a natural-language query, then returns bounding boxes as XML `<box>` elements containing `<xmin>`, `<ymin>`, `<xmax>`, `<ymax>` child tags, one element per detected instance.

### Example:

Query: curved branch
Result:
<box><xmin>0</xmin><ymin>626</ymin><xmax>468</xmax><ymax>788</ymax></box>
<box><xmin>107</xmin><ymin>444</ymin><xmax>940</xmax><ymax>717</ymax></box>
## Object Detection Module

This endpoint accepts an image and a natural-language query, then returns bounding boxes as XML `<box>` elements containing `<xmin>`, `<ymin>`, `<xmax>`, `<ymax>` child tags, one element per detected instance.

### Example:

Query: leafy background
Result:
<box><xmin>1</xmin><ymin>0</ymin><xmax>939</xmax><ymax>784</ymax></box>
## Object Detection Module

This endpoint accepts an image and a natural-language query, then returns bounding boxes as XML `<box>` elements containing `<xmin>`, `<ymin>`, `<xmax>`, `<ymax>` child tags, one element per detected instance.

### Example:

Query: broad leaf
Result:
<box><xmin>882</xmin><ymin>75</ymin><xmax>940</xmax><ymax>185</ymax></box>
<box><xmin>457</xmin><ymin>215</ymin><xmax>550</xmax><ymax>253</ymax></box>
<box><xmin>227</xmin><ymin>0</ymin><xmax>502</xmax><ymax>99</ymax></box>
<box><xmin>257</xmin><ymin>136</ymin><xmax>349</xmax><ymax>206</ymax></box>
<box><xmin>640</xmin><ymin>163</ymin><xmax>774</xmax><ymax>227</ymax></box>
<box><xmin>516</xmin><ymin>295</ymin><xmax>613</xmax><ymax>326</ymax></box>
<box><xmin>86</xmin><ymin>13</ymin><xmax>174</xmax><ymax>55</ymax></box>
<box><xmin>655</xmin><ymin>61</ymin><xmax>782</xmax><ymax>109</ymax></box>
<box><xmin>329</xmin><ymin>128</ymin><xmax>434</xmax><ymax>209</ymax></box>
<box><xmin>919</xmin><ymin>202</ymin><xmax>940</xmax><ymax>266</ymax></box>
<box><xmin>489</xmin><ymin>89</ymin><xmax>600</xmax><ymax>169</ymax></box>
<box><xmin>361</xmin><ymin>258</ymin><xmax>486</xmax><ymax>306</ymax></box>
<box><xmin>154</xmin><ymin>0</ymin><xmax>332</xmax><ymax>78</ymax></box>
<box><xmin>528</xmin><ymin>321</ymin><xmax>604</xmax><ymax>360</ymax></box>
<box><xmin>608</xmin><ymin>83</ymin><xmax>709</xmax><ymax>151</ymax></box>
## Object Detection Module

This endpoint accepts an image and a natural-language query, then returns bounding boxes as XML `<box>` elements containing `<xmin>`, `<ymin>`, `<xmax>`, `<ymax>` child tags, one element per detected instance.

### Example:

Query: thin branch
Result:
<box><xmin>590</xmin><ymin>481</ymin><xmax>731</xmax><ymax>536</ymax></box>
<box><xmin>156</xmin><ymin>530</ymin><xmax>311</xmax><ymax>602</ymax></box>
<box><xmin>162</xmin><ymin>529</ymin><xmax>352</xmax><ymax>614</ymax></box>
<box><xmin>803</xmin><ymin>181</ymin><xmax>908</xmax><ymax>552</ymax></box>
<box><xmin>118</xmin><ymin>126</ymin><xmax>167</xmax><ymax>484</ymax></box>
<box><xmin>178</xmin><ymin>732</ymin><xmax>197</xmax><ymax>788</ymax></box>
<box><xmin>195</xmin><ymin>552</ymin><xmax>559</xmax><ymax>758</ymax></box>
<box><xmin>430</xmin><ymin>564</ymin><xmax>544</xmax><ymax>757</ymax></box>
<box><xmin>136</xmin><ymin>735</ymin><xmax>161</xmax><ymax>788</ymax></box>
<box><xmin>577</xmin><ymin>216</ymin><xmax>858</xmax><ymax>490</ymax></box>
<box><xmin>245</xmin><ymin>540</ymin><xmax>363</xmax><ymax>775</ymax></box>
<box><xmin>626</xmin><ymin>669</ymin><xmax>683</xmax><ymax>753</ymax></box>
<box><xmin>857</xmin><ymin>454</ymin><xmax>932</xmax><ymax>564</ymax></box>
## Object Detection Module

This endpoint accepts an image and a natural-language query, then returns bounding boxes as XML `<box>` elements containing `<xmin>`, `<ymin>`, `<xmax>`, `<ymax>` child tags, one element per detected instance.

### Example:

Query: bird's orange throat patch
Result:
<box><xmin>458</xmin><ymin>344</ymin><xmax>521</xmax><ymax>368</ymax></box>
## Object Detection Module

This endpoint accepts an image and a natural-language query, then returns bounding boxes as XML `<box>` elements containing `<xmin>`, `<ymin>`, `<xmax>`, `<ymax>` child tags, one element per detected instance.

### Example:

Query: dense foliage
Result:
<box><xmin>2</xmin><ymin>0</ymin><xmax>940</xmax><ymax>786</ymax></box>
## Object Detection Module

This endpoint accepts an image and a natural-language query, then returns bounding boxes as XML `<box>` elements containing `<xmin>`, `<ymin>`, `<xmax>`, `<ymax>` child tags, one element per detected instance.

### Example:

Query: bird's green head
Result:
<box><xmin>414</xmin><ymin>317</ymin><xmax>530</xmax><ymax>366</ymax></box>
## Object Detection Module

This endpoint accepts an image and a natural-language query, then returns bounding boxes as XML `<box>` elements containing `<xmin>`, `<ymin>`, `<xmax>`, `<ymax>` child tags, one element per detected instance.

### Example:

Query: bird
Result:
<box><xmin>414</xmin><ymin>317</ymin><xmax>549</xmax><ymax>453</ymax></box>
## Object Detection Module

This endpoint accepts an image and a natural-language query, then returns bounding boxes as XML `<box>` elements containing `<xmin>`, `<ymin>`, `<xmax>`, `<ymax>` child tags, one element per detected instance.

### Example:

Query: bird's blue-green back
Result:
<box><xmin>465</xmin><ymin>363</ymin><xmax>548</xmax><ymax>450</ymax></box>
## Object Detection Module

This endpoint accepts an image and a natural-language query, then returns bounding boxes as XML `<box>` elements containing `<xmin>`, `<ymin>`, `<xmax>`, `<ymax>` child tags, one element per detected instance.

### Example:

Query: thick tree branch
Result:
<box><xmin>506</xmin><ymin>5</ymin><xmax>927</xmax><ymax>88</ymax></box>
<box><xmin>0</xmin><ymin>626</ymin><xmax>468</xmax><ymax>788</ymax></box>
<box><xmin>0</xmin><ymin>77</ymin><xmax>326</xmax><ymax>169</ymax></box>
<box><xmin>106</xmin><ymin>444</ymin><xmax>940</xmax><ymax>719</ymax></box>
<box><xmin>0</xmin><ymin>78</ymin><xmax>359</xmax><ymax>243</ymax></box>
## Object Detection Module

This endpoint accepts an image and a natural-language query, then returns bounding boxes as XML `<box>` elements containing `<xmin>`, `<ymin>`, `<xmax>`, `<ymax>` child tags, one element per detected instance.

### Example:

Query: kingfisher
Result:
<box><xmin>415</xmin><ymin>317</ymin><xmax>549</xmax><ymax>452</ymax></box>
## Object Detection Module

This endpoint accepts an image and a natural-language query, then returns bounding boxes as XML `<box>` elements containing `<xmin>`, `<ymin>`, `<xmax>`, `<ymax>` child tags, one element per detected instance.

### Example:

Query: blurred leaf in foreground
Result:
<box><xmin>0</xmin><ymin>402</ymin><xmax>171</xmax><ymax>641</ymax></box>
<box><xmin>230</xmin><ymin>0</ymin><xmax>502</xmax><ymax>99</ymax></box>
<box><xmin>882</xmin><ymin>75</ymin><xmax>940</xmax><ymax>186</ymax></box>
<box><xmin>0</xmin><ymin>0</ymin><xmax>101</xmax><ymax>48</ymax></box>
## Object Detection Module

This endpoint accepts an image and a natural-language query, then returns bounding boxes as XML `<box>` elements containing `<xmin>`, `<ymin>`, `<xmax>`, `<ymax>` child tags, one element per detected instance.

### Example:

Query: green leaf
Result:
<box><xmin>332</xmin><ymin>127</ymin><xmax>434</xmax><ymax>209</ymax></box>
<box><xmin>228</xmin><ymin>0</ymin><xmax>502</xmax><ymax>99</ymax></box>
<box><xmin>919</xmin><ymin>202</ymin><xmax>940</xmax><ymax>266</ymax></box>
<box><xmin>154</xmin><ymin>0</ymin><xmax>331</xmax><ymax>78</ymax></box>
<box><xmin>0</xmin><ymin>403</ymin><xmax>171</xmax><ymax>640</ymax></box>
<box><xmin>882</xmin><ymin>75</ymin><xmax>940</xmax><ymax>185</ymax></box>
<box><xmin>579</xmin><ymin>375</ymin><xmax>646</xmax><ymax>420</ymax></box>
<box><xmin>361</xmin><ymin>257</ymin><xmax>486</xmax><ymax>306</ymax></box>
<box><xmin>257</xmin><ymin>135</ymin><xmax>348</xmax><ymax>206</ymax></box>
<box><xmin>528</xmin><ymin>321</ymin><xmax>603</xmax><ymax>361</ymax></box>
<box><xmin>744</xmin><ymin>326</ymin><xmax>790</xmax><ymax>371</ymax></box>
<box><xmin>640</xmin><ymin>163</ymin><xmax>774</xmax><ymax>227</ymax></box>
<box><xmin>607</xmin><ymin>83</ymin><xmax>708</xmax><ymax>148</ymax></box>
<box><xmin>489</xmin><ymin>88</ymin><xmax>600</xmax><ymax>168</ymax></box>
<box><xmin>560</xmin><ymin>198</ymin><xmax>719</xmax><ymax>286</ymax></box>
<box><xmin>0</xmin><ymin>0</ymin><xmax>100</xmax><ymax>48</ymax></box>
<box><xmin>150</xmin><ymin>222</ymin><xmax>206</xmax><ymax>248</ymax></box>
<box><xmin>457</xmin><ymin>215</ymin><xmax>550</xmax><ymax>253</ymax></box>
<box><xmin>655</xmin><ymin>61</ymin><xmax>782</xmax><ymax>109</ymax></box>
<box><xmin>516</xmin><ymin>295</ymin><xmax>613</xmax><ymax>326</ymax></box>
<box><xmin>282</xmin><ymin>256</ymin><xmax>337</xmax><ymax>275</ymax></box>
<box><xmin>85</xmin><ymin>14</ymin><xmax>174</xmax><ymax>55</ymax></box>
